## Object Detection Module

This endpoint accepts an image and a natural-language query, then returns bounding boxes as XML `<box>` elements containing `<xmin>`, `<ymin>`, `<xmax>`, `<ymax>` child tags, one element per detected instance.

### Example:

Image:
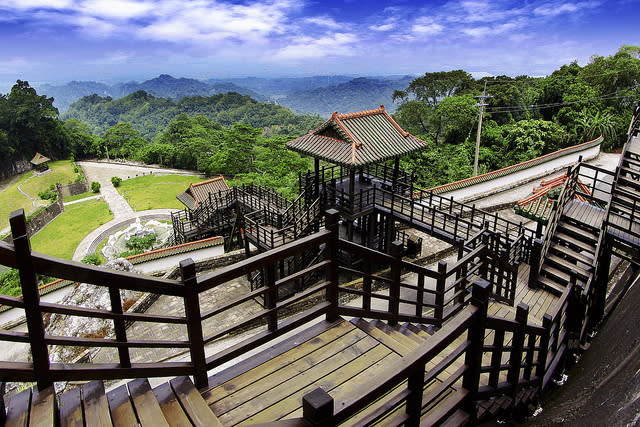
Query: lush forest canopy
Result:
<box><xmin>63</xmin><ymin>90</ymin><xmax>322</xmax><ymax>141</ymax></box>
<box><xmin>392</xmin><ymin>46</ymin><xmax>640</xmax><ymax>187</ymax></box>
<box><xmin>1</xmin><ymin>45</ymin><xmax>638</xmax><ymax>192</ymax></box>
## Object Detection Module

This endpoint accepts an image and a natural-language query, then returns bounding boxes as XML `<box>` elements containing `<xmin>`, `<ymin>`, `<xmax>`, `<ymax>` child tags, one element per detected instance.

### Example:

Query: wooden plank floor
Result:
<box><xmin>563</xmin><ymin>200</ymin><xmax>605</xmax><ymax>229</ymax></box>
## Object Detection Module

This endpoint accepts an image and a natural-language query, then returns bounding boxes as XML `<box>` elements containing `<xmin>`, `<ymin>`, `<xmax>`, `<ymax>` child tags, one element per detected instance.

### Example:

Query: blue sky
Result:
<box><xmin>0</xmin><ymin>0</ymin><xmax>638</xmax><ymax>87</ymax></box>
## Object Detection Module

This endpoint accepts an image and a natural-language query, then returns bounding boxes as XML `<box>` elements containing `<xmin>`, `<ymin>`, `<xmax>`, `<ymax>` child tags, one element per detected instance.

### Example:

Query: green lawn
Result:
<box><xmin>0</xmin><ymin>173</ymin><xmax>37</xmax><ymax>230</ymax></box>
<box><xmin>63</xmin><ymin>191</ymin><xmax>95</xmax><ymax>203</ymax></box>
<box><xmin>30</xmin><ymin>199</ymin><xmax>113</xmax><ymax>259</ymax></box>
<box><xmin>119</xmin><ymin>174</ymin><xmax>207</xmax><ymax>211</ymax></box>
<box><xmin>0</xmin><ymin>160</ymin><xmax>82</xmax><ymax>230</ymax></box>
<box><xmin>20</xmin><ymin>160</ymin><xmax>79</xmax><ymax>198</ymax></box>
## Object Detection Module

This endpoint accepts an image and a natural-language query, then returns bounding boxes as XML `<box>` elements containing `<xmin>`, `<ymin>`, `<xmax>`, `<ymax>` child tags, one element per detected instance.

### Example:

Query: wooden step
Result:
<box><xmin>395</xmin><ymin>323</ymin><xmax>427</xmax><ymax>345</ymax></box>
<box><xmin>617</xmin><ymin>175</ymin><xmax>640</xmax><ymax>191</ymax></box>
<box><xmin>5</xmin><ymin>388</ymin><xmax>31</xmax><ymax>427</ymax></box>
<box><xmin>620</xmin><ymin>166</ymin><xmax>640</xmax><ymax>179</ymax></box>
<box><xmin>81</xmin><ymin>381</ymin><xmax>111</xmax><ymax>427</ymax></box>
<box><xmin>128</xmin><ymin>378</ymin><xmax>170</xmax><ymax>426</ymax></box>
<box><xmin>615</xmin><ymin>183</ymin><xmax>640</xmax><ymax>201</ymax></box>
<box><xmin>557</xmin><ymin>221</ymin><xmax>598</xmax><ymax>244</ymax></box>
<box><xmin>622</xmin><ymin>157</ymin><xmax>640</xmax><ymax>169</ymax></box>
<box><xmin>554</xmin><ymin>232</ymin><xmax>596</xmax><ymax>254</ymax></box>
<box><xmin>420</xmin><ymin>388</ymin><xmax>469</xmax><ymax>426</ymax></box>
<box><xmin>541</xmin><ymin>264</ymin><xmax>572</xmax><ymax>284</ymax></box>
<box><xmin>371</xmin><ymin>319</ymin><xmax>422</xmax><ymax>350</ymax></box>
<box><xmin>546</xmin><ymin>254</ymin><xmax>592</xmax><ymax>281</ymax></box>
<box><xmin>441</xmin><ymin>408</ymin><xmax>471</xmax><ymax>426</ymax></box>
<box><xmin>549</xmin><ymin>242</ymin><xmax>594</xmax><ymax>266</ymax></box>
<box><xmin>169</xmin><ymin>376</ymin><xmax>222</xmax><ymax>426</ymax></box>
<box><xmin>416</xmin><ymin>323</ymin><xmax>436</xmax><ymax>336</ymax></box>
<box><xmin>350</xmin><ymin>318</ymin><xmax>413</xmax><ymax>356</ymax></box>
<box><xmin>406</xmin><ymin>323</ymin><xmax>432</xmax><ymax>339</ymax></box>
<box><xmin>537</xmin><ymin>275</ymin><xmax>566</xmax><ymax>296</ymax></box>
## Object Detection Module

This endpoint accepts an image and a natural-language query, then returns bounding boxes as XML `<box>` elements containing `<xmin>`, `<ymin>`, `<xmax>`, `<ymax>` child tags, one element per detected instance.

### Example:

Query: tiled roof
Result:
<box><xmin>30</xmin><ymin>152</ymin><xmax>50</xmax><ymax>165</ymax></box>
<box><xmin>286</xmin><ymin>105</ymin><xmax>428</xmax><ymax>167</ymax></box>
<box><xmin>514</xmin><ymin>174</ymin><xmax>593</xmax><ymax>223</ymax></box>
<box><xmin>176</xmin><ymin>176</ymin><xmax>229</xmax><ymax>210</ymax></box>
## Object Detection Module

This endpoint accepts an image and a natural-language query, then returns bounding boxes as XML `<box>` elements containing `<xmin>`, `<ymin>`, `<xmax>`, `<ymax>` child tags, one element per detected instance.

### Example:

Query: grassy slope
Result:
<box><xmin>0</xmin><ymin>160</ymin><xmax>81</xmax><ymax>230</ymax></box>
<box><xmin>30</xmin><ymin>199</ymin><xmax>113</xmax><ymax>259</ymax></box>
<box><xmin>20</xmin><ymin>160</ymin><xmax>78</xmax><ymax>198</ymax></box>
<box><xmin>118</xmin><ymin>174</ymin><xmax>207</xmax><ymax>211</ymax></box>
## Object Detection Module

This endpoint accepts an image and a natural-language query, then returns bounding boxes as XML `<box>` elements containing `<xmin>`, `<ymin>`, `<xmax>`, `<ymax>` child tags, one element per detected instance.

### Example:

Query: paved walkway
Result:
<box><xmin>71</xmin><ymin>161</ymin><xmax>204</xmax><ymax>261</ymax></box>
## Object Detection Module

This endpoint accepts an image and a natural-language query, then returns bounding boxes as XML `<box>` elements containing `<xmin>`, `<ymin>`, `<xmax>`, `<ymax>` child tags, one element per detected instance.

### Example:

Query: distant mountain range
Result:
<box><xmin>36</xmin><ymin>74</ymin><xmax>415</xmax><ymax>117</ymax></box>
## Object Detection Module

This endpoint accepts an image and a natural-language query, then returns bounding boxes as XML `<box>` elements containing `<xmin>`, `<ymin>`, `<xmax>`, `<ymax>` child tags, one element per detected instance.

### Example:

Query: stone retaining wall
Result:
<box><xmin>57</xmin><ymin>181</ymin><xmax>88</xmax><ymax>199</ymax></box>
<box><xmin>3</xmin><ymin>198</ymin><xmax>64</xmax><ymax>243</ymax></box>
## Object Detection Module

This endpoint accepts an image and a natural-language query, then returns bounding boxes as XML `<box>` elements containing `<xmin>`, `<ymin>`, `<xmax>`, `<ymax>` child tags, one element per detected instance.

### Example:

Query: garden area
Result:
<box><xmin>0</xmin><ymin>159</ymin><xmax>82</xmax><ymax>231</ymax></box>
<box><xmin>117</xmin><ymin>174</ymin><xmax>208</xmax><ymax>211</ymax></box>
<box><xmin>29</xmin><ymin>199</ymin><xmax>112</xmax><ymax>259</ymax></box>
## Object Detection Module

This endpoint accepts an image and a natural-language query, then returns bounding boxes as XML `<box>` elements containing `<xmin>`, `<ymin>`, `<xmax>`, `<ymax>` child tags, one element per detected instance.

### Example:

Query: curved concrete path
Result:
<box><xmin>71</xmin><ymin>161</ymin><xmax>202</xmax><ymax>261</ymax></box>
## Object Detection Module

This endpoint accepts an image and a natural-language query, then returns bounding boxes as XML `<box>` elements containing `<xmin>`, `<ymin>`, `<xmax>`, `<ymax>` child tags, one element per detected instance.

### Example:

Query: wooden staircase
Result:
<box><xmin>196</xmin><ymin>317</ymin><xmax>472</xmax><ymax>426</ymax></box>
<box><xmin>5</xmin><ymin>376</ymin><xmax>222</xmax><ymax>426</ymax></box>
<box><xmin>536</xmin><ymin>208</ymin><xmax>600</xmax><ymax>296</ymax></box>
<box><xmin>606</xmin><ymin>134</ymin><xmax>640</xmax><ymax>261</ymax></box>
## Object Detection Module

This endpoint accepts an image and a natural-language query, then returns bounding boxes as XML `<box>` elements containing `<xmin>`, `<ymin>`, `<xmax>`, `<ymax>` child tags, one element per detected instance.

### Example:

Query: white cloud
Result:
<box><xmin>534</xmin><ymin>1</ymin><xmax>601</xmax><ymax>17</ymax></box>
<box><xmin>79</xmin><ymin>0</ymin><xmax>154</xmax><ymax>19</ymax></box>
<box><xmin>303</xmin><ymin>16</ymin><xmax>342</xmax><ymax>29</ymax></box>
<box><xmin>369</xmin><ymin>23</ymin><xmax>395</xmax><ymax>32</ymax></box>
<box><xmin>0</xmin><ymin>0</ymin><xmax>72</xmax><ymax>9</ymax></box>
<box><xmin>412</xmin><ymin>22</ymin><xmax>444</xmax><ymax>36</ymax></box>
<box><xmin>274</xmin><ymin>33</ymin><xmax>357</xmax><ymax>60</ymax></box>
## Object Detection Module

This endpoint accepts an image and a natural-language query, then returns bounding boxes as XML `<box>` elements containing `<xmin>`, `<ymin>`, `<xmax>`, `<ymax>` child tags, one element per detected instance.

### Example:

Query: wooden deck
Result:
<box><xmin>5</xmin><ymin>376</ymin><xmax>223</xmax><ymax>427</ymax></box>
<box><xmin>197</xmin><ymin>263</ymin><xmax>556</xmax><ymax>425</ymax></box>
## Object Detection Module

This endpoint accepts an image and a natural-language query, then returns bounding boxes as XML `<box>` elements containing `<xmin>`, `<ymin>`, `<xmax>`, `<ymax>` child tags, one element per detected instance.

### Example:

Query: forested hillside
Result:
<box><xmin>279</xmin><ymin>76</ymin><xmax>413</xmax><ymax>116</ymax></box>
<box><xmin>63</xmin><ymin>91</ymin><xmax>322</xmax><ymax>141</ymax></box>
<box><xmin>2</xmin><ymin>45</ymin><xmax>638</xmax><ymax>190</ymax></box>
<box><xmin>36</xmin><ymin>74</ymin><xmax>264</xmax><ymax>112</ymax></box>
<box><xmin>393</xmin><ymin>46</ymin><xmax>640</xmax><ymax>187</ymax></box>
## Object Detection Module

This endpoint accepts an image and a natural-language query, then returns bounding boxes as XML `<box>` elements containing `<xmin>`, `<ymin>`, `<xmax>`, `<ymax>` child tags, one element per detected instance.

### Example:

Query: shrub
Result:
<box><xmin>111</xmin><ymin>176</ymin><xmax>122</xmax><ymax>187</ymax></box>
<box><xmin>38</xmin><ymin>183</ymin><xmax>58</xmax><ymax>201</ymax></box>
<box><xmin>91</xmin><ymin>181</ymin><xmax>101</xmax><ymax>193</ymax></box>
<box><xmin>81</xmin><ymin>254</ymin><xmax>101</xmax><ymax>265</ymax></box>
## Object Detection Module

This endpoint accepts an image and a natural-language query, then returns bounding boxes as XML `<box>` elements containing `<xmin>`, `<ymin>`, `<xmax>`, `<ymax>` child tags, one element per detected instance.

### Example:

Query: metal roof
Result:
<box><xmin>286</xmin><ymin>105</ymin><xmax>428</xmax><ymax>167</ymax></box>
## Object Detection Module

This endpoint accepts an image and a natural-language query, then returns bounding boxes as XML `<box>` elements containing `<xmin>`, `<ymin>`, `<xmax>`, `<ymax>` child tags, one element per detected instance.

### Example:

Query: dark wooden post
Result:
<box><xmin>435</xmin><ymin>260</ymin><xmax>447</xmax><ymax>324</ymax></box>
<box><xmin>314</xmin><ymin>158</ymin><xmax>320</xmax><ymax>199</ymax></box>
<box><xmin>592</xmin><ymin>235</ymin><xmax>612</xmax><ymax>323</ymax></box>
<box><xmin>109</xmin><ymin>287</ymin><xmax>130</xmax><ymax>368</ymax></box>
<box><xmin>537</xmin><ymin>314</ymin><xmax>552</xmax><ymax>390</ymax></box>
<box><xmin>264</xmin><ymin>263</ymin><xmax>278</xmax><ymax>331</ymax></box>
<box><xmin>180</xmin><ymin>258</ymin><xmax>208</xmax><ymax>389</ymax></box>
<box><xmin>456</xmin><ymin>238</ymin><xmax>466</xmax><ymax>304</ymax></box>
<box><xmin>326</xmin><ymin>209</ymin><xmax>340</xmax><ymax>322</ymax></box>
<box><xmin>462</xmin><ymin>278</ymin><xmax>490</xmax><ymax>423</ymax></box>
<box><xmin>392</xmin><ymin>157</ymin><xmax>400</xmax><ymax>192</ymax></box>
<box><xmin>528</xmin><ymin>238</ymin><xmax>544</xmax><ymax>288</ymax></box>
<box><xmin>388</xmin><ymin>241</ymin><xmax>403</xmax><ymax>326</ymax></box>
<box><xmin>508</xmin><ymin>303</ymin><xmax>529</xmax><ymax>402</ymax></box>
<box><xmin>303</xmin><ymin>388</ymin><xmax>334</xmax><ymax>426</ymax></box>
<box><xmin>10</xmin><ymin>209</ymin><xmax>51</xmax><ymax>390</ymax></box>
<box><xmin>406</xmin><ymin>363</ymin><xmax>426</xmax><ymax>426</ymax></box>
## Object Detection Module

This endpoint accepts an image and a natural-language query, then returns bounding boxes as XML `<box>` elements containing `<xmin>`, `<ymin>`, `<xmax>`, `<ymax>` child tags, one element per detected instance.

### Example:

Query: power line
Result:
<box><xmin>484</xmin><ymin>88</ymin><xmax>640</xmax><ymax>114</ymax></box>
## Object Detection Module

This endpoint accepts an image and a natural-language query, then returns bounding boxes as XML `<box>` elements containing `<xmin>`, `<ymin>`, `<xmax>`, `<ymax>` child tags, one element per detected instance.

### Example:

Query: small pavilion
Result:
<box><xmin>287</xmin><ymin>105</ymin><xmax>428</xmax><ymax>205</ymax></box>
<box><xmin>30</xmin><ymin>153</ymin><xmax>50</xmax><ymax>173</ymax></box>
<box><xmin>176</xmin><ymin>176</ymin><xmax>229</xmax><ymax>211</ymax></box>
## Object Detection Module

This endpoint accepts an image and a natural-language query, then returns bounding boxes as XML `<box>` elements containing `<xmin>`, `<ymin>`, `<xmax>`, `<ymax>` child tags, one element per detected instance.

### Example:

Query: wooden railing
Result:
<box><xmin>0</xmin><ymin>208</ymin><xmax>616</xmax><ymax>424</ymax></box>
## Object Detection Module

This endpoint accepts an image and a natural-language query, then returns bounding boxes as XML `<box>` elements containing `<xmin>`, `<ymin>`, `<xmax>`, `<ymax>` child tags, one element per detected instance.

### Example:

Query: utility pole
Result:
<box><xmin>474</xmin><ymin>82</ymin><xmax>492</xmax><ymax>176</ymax></box>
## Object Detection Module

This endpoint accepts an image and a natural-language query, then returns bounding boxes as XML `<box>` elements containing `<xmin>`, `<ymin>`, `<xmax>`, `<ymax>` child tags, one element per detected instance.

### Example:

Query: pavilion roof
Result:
<box><xmin>30</xmin><ymin>152</ymin><xmax>50</xmax><ymax>165</ymax></box>
<box><xmin>176</xmin><ymin>176</ymin><xmax>229</xmax><ymax>210</ymax></box>
<box><xmin>286</xmin><ymin>105</ymin><xmax>428</xmax><ymax>167</ymax></box>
